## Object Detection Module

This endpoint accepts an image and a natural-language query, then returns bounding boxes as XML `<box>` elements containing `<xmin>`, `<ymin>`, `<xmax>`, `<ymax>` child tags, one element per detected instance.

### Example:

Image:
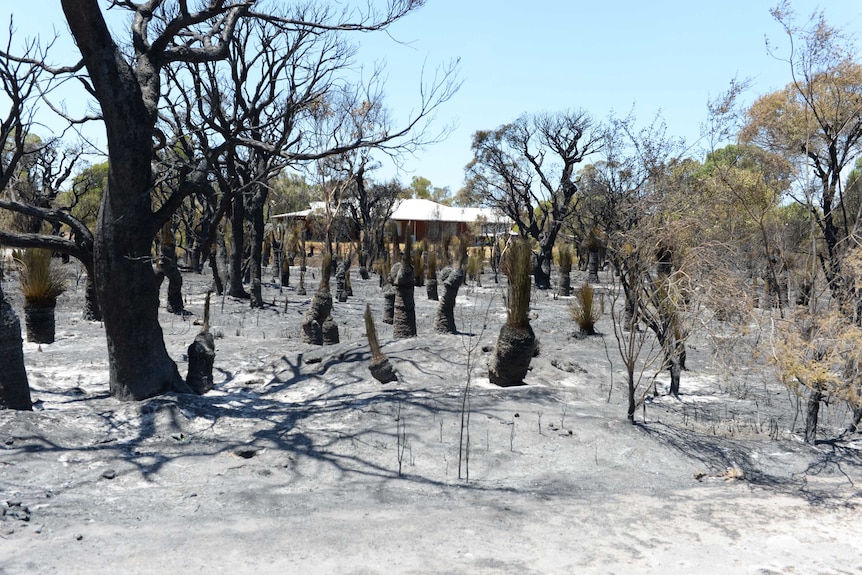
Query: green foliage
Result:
<box><xmin>62</xmin><ymin>161</ymin><xmax>107</xmax><ymax>230</ymax></box>
<box><xmin>466</xmin><ymin>247</ymin><xmax>483</xmax><ymax>282</ymax></box>
<box><xmin>18</xmin><ymin>248</ymin><xmax>66</xmax><ymax>305</ymax></box>
<box><xmin>402</xmin><ymin>175</ymin><xmax>452</xmax><ymax>205</ymax></box>
<box><xmin>570</xmin><ymin>282</ymin><xmax>600</xmax><ymax>335</ymax></box>
<box><xmin>505</xmin><ymin>238</ymin><xmax>531</xmax><ymax>328</ymax></box>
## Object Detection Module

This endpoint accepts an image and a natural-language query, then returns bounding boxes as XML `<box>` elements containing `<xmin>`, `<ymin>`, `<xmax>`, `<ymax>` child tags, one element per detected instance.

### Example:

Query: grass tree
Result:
<box><xmin>19</xmin><ymin>248</ymin><xmax>66</xmax><ymax>344</ymax></box>
<box><xmin>434</xmin><ymin>237</ymin><xmax>466</xmax><ymax>333</ymax></box>
<box><xmin>570</xmin><ymin>281</ymin><xmax>600</xmax><ymax>335</ymax></box>
<box><xmin>489</xmin><ymin>237</ymin><xmax>536</xmax><ymax>386</ymax></box>
<box><xmin>364</xmin><ymin>304</ymin><xmax>397</xmax><ymax>384</ymax></box>
<box><xmin>392</xmin><ymin>235</ymin><xmax>417</xmax><ymax>338</ymax></box>
<box><xmin>302</xmin><ymin>252</ymin><xmax>338</xmax><ymax>345</ymax></box>
<box><xmin>186</xmin><ymin>292</ymin><xmax>215</xmax><ymax>394</ymax></box>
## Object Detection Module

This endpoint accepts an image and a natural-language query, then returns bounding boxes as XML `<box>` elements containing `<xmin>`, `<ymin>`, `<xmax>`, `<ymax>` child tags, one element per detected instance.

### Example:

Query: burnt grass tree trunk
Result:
<box><xmin>186</xmin><ymin>292</ymin><xmax>215</xmax><ymax>394</ymax></box>
<box><xmin>393</xmin><ymin>239</ymin><xmax>417</xmax><ymax>338</ymax></box>
<box><xmin>302</xmin><ymin>254</ymin><xmax>338</xmax><ymax>345</ymax></box>
<box><xmin>0</xmin><ymin>281</ymin><xmax>32</xmax><ymax>410</ymax></box>
<box><xmin>364</xmin><ymin>304</ymin><xmax>397</xmax><ymax>384</ymax></box>
<box><xmin>426</xmin><ymin>250</ymin><xmax>438</xmax><ymax>301</ymax></box>
<box><xmin>23</xmin><ymin>301</ymin><xmax>56</xmax><ymax>344</ymax></box>
<box><xmin>336</xmin><ymin>257</ymin><xmax>349</xmax><ymax>303</ymax></box>
<box><xmin>434</xmin><ymin>263</ymin><xmax>465</xmax><ymax>334</ymax></box>
<box><xmin>489</xmin><ymin>238</ymin><xmax>536</xmax><ymax>387</ymax></box>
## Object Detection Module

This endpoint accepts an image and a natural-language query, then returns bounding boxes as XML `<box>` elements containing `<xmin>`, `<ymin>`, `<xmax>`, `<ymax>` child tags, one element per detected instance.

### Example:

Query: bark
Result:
<box><xmin>0</xmin><ymin>283</ymin><xmax>32</xmax><ymax>410</ymax></box>
<box><xmin>336</xmin><ymin>258</ymin><xmax>349</xmax><ymax>303</ymax></box>
<box><xmin>228</xmin><ymin>192</ymin><xmax>249</xmax><ymax>299</ymax></box>
<box><xmin>247</xmin><ymin>184</ymin><xmax>267</xmax><ymax>308</ymax></box>
<box><xmin>186</xmin><ymin>331</ymin><xmax>215</xmax><ymax>394</ymax></box>
<box><xmin>186</xmin><ymin>293</ymin><xmax>215</xmax><ymax>394</ymax></box>
<box><xmin>533</xmin><ymin>249</ymin><xmax>552</xmax><ymax>290</ymax></box>
<box><xmin>154</xmin><ymin>241</ymin><xmax>185</xmax><ymax>314</ymax></box>
<box><xmin>804</xmin><ymin>389</ymin><xmax>823</xmax><ymax>444</ymax></box>
<box><xmin>302</xmin><ymin>286</ymin><xmax>336</xmax><ymax>345</ymax></box>
<box><xmin>382</xmin><ymin>280</ymin><xmax>396</xmax><ymax>325</ymax></box>
<box><xmin>82</xmin><ymin>271</ymin><xmax>101</xmax><ymax>322</ymax></box>
<box><xmin>557</xmin><ymin>271</ymin><xmax>571</xmax><ymax>297</ymax></box>
<box><xmin>369</xmin><ymin>355</ymin><xmax>397</xmax><ymax>384</ymax></box>
<box><xmin>24</xmin><ymin>301</ymin><xmax>56</xmax><ymax>344</ymax></box>
<box><xmin>393</xmin><ymin>258</ymin><xmax>416</xmax><ymax>339</ymax></box>
<box><xmin>587</xmin><ymin>250</ymin><xmax>600</xmax><ymax>283</ymax></box>
<box><xmin>488</xmin><ymin>323</ymin><xmax>535</xmax><ymax>387</ymax></box>
<box><xmin>426</xmin><ymin>277</ymin><xmax>438</xmax><ymax>301</ymax></box>
<box><xmin>434</xmin><ymin>265</ymin><xmax>464</xmax><ymax>333</ymax></box>
<box><xmin>62</xmin><ymin>1</ymin><xmax>184</xmax><ymax>400</ymax></box>
<box><xmin>210</xmin><ymin>241</ymin><xmax>224</xmax><ymax>296</ymax></box>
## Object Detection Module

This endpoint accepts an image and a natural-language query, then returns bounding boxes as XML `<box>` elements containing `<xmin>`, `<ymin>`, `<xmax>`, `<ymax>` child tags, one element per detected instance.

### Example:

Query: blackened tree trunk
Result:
<box><xmin>0</xmin><ymin>282</ymin><xmax>32</xmax><ymax>410</ymax></box>
<box><xmin>82</xmin><ymin>269</ymin><xmax>101</xmax><ymax>322</ymax></box>
<box><xmin>533</xmin><ymin>246</ymin><xmax>552</xmax><ymax>290</ymax></box>
<box><xmin>62</xmin><ymin>1</ymin><xmax>195</xmax><ymax>400</ymax></box>
<box><xmin>382</xmin><ymin>281</ymin><xmax>396</xmax><ymax>325</ymax></box>
<box><xmin>247</xmin><ymin>182</ymin><xmax>267</xmax><ymax>308</ymax></box>
<box><xmin>393</xmin><ymin>256</ymin><xmax>416</xmax><ymax>338</ymax></box>
<box><xmin>302</xmin><ymin>256</ymin><xmax>337</xmax><ymax>345</ymax></box>
<box><xmin>558</xmin><ymin>270</ymin><xmax>572</xmax><ymax>297</ymax></box>
<box><xmin>186</xmin><ymin>293</ymin><xmax>215</xmax><ymax>394</ymax></box>
<box><xmin>336</xmin><ymin>258</ymin><xmax>349</xmax><ymax>302</ymax></box>
<box><xmin>805</xmin><ymin>388</ymin><xmax>823</xmax><ymax>444</ymax></box>
<box><xmin>155</xmin><ymin>234</ymin><xmax>185</xmax><ymax>314</ymax></box>
<box><xmin>210</xmin><ymin>236</ymin><xmax>225</xmax><ymax>296</ymax></box>
<box><xmin>488</xmin><ymin>323</ymin><xmax>535</xmax><ymax>387</ymax></box>
<box><xmin>587</xmin><ymin>250</ymin><xmax>600</xmax><ymax>283</ymax></box>
<box><xmin>434</xmin><ymin>265</ymin><xmax>464</xmax><ymax>333</ymax></box>
<box><xmin>228</xmin><ymin>192</ymin><xmax>249</xmax><ymax>299</ymax></box>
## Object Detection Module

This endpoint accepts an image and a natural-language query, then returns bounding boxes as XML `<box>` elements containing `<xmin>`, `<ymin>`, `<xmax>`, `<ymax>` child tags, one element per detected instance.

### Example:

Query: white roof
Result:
<box><xmin>273</xmin><ymin>198</ymin><xmax>510</xmax><ymax>225</ymax></box>
<box><xmin>391</xmin><ymin>199</ymin><xmax>509</xmax><ymax>224</ymax></box>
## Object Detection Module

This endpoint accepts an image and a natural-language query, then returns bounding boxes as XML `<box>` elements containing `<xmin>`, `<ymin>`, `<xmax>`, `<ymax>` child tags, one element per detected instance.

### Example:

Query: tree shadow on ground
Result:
<box><xmin>640</xmin><ymin>421</ymin><xmax>862</xmax><ymax>506</ymax></box>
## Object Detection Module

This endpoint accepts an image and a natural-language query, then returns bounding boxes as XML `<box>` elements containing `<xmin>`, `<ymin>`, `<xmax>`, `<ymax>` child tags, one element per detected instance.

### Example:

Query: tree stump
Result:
<box><xmin>369</xmin><ymin>355</ymin><xmax>398</xmax><ymax>384</ymax></box>
<box><xmin>24</xmin><ymin>302</ymin><xmax>56</xmax><ymax>345</ymax></box>
<box><xmin>186</xmin><ymin>331</ymin><xmax>215</xmax><ymax>394</ymax></box>
<box><xmin>302</xmin><ymin>289</ymin><xmax>333</xmax><ymax>345</ymax></box>
<box><xmin>488</xmin><ymin>323</ymin><xmax>535</xmax><ymax>387</ymax></box>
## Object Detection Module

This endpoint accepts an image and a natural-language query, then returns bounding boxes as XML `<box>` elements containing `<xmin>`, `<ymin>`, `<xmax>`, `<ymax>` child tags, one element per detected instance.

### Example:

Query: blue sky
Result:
<box><xmin>5</xmin><ymin>1</ymin><xmax>862</xmax><ymax>193</ymax></box>
<box><xmin>357</xmin><ymin>0</ymin><xmax>862</xmax><ymax>191</ymax></box>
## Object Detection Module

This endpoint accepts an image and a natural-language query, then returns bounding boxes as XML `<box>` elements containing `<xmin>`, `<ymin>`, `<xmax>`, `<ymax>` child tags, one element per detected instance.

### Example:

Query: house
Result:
<box><xmin>271</xmin><ymin>198</ymin><xmax>511</xmax><ymax>244</ymax></box>
<box><xmin>389</xmin><ymin>198</ymin><xmax>510</xmax><ymax>243</ymax></box>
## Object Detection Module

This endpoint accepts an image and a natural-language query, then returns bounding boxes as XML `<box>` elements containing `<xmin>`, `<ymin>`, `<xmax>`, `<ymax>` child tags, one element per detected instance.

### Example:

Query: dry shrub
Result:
<box><xmin>570</xmin><ymin>281</ymin><xmax>600</xmax><ymax>335</ymax></box>
<box><xmin>466</xmin><ymin>247</ymin><xmax>483</xmax><ymax>282</ymax></box>
<box><xmin>506</xmin><ymin>237</ymin><xmax>531</xmax><ymax>328</ymax></box>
